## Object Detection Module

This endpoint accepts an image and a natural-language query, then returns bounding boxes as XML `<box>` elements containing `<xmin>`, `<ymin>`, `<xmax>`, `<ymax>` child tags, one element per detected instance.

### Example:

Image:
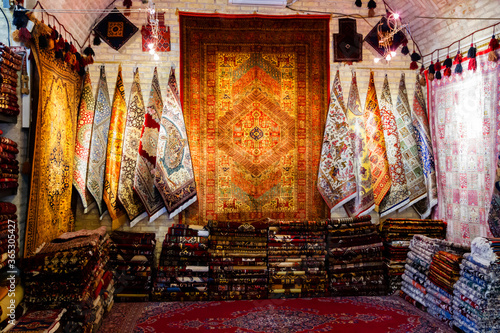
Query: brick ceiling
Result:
<box><xmin>34</xmin><ymin>0</ymin><xmax>500</xmax><ymax>57</ymax></box>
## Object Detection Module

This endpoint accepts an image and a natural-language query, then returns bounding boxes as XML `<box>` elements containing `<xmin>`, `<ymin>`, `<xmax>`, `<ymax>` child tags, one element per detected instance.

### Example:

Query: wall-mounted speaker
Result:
<box><xmin>333</xmin><ymin>18</ymin><xmax>363</xmax><ymax>62</ymax></box>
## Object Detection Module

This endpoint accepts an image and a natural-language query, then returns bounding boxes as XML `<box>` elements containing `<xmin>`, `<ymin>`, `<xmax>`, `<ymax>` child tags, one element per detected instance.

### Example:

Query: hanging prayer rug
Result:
<box><xmin>379</xmin><ymin>74</ymin><xmax>409</xmax><ymax>216</ymax></box>
<box><xmin>317</xmin><ymin>70</ymin><xmax>356</xmax><ymax>212</ymax></box>
<box><xmin>87</xmin><ymin>66</ymin><xmax>112</xmax><ymax>217</ymax></box>
<box><xmin>73</xmin><ymin>70</ymin><xmax>95</xmax><ymax>213</ymax></box>
<box><xmin>363</xmin><ymin>71</ymin><xmax>391</xmax><ymax>208</ymax></box>
<box><xmin>180</xmin><ymin>13</ymin><xmax>330</xmax><ymax>224</ymax></box>
<box><xmin>155</xmin><ymin>67</ymin><xmax>197</xmax><ymax>219</ymax></box>
<box><xmin>104</xmin><ymin>66</ymin><xmax>128</xmax><ymax>230</ymax></box>
<box><xmin>394</xmin><ymin>73</ymin><xmax>427</xmax><ymax>208</ymax></box>
<box><xmin>134</xmin><ymin>68</ymin><xmax>166</xmax><ymax>222</ymax></box>
<box><xmin>412</xmin><ymin>75</ymin><xmax>438</xmax><ymax>219</ymax></box>
<box><xmin>344</xmin><ymin>72</ymin><xmax>375</xmax><ymax>217</ymax></box>
<box><xmin>25</xmin><ymin>22</ymin><xmax>82</xmax><ymax>257</ymax></box>
<box><xmin>118</xmin><ymin>68</ymin><xmax>147</xmax><ymax>226</ymax></box>
<box><xmin>430</xmin><ymin>54</ymin><xmax>500</xmax><ymax>243</ymax></box>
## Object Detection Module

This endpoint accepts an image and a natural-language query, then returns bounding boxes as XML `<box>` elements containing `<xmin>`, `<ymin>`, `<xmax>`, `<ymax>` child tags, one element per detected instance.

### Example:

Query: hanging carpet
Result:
<box><xmin>118</xmin><ymin>68</ymin><xmax>147</xmax><ymax>226</ymax></box>
<box><xmin>104</xmin><ymin>66</ymin><xmax>128</xmax><ymax>230</ymax></box>
<box><xmin>180</xmin><ymin>12</ymin><xmax>330</xmax><ymax>224</ymax></box>
<box><xmin>154</xmin><ymin>67</ymin><xmax>197</xmax><ymax>219</ymax></box>
<box><xmin>73</xmin><ymin>70</ymin><xmax>95</xmax><ymax>213</ymax></box>
<box><xmin>134</xmin><ymin>68</ymin><xmax>166</xmax><ymax>222</ymax></box>
<box><xmin>317</xmin><ymin>70</ymin><xmax>356</xmax><ymax>212</ymax></box>
<box><xmin>378</xmin><ymin>74</ymin><xmax>409</xmax><ymax>216</ymax></box>
<box><xmin>25</xmin><ymin>22</ymin><xmax>82</xmax><ymax>257</ymax></box>
<box><xmin>411</xmin><ymin>75</ymin><xmax>438</xmax><ymax>219</ymax></box>
<box><xmin>344</xmin><ymin>71</ymin><xmax>375</xmax><ymax>217</ymax></box>
<box><xmin>87</xmin><ymin>66</ymin><xmax>112</xmax><ymax>217</ymax></box>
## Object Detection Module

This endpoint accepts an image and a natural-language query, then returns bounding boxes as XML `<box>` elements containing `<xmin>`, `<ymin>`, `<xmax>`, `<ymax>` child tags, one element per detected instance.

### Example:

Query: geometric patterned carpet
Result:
<box><xmin>98</xmin><ymin>296</ymin><xmax>454</xmax><ymax>333</ymax></box>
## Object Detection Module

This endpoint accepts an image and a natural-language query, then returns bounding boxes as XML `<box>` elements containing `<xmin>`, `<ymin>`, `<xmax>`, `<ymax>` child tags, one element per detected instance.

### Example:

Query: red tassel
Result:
<box><xmin>443</xmin><ymin>67</ymin><xmax>451</xmax><ymax>77</ymax></box>
<box><xmin>453</xmin><ymin>52</ymin><xmax>463</xmax><ymax>65</ymax></box>
<box><xmin>64</xmin><ymin>51</ymin><xmax>72</xmax><ymax>64</ymax></box>
<box><xmin>70</xmin><ymin>43</ymin><xmax>77</xmax><ymax>54</ymax></box>
<box><xmin>489</xmin><ymin>36</ymin><xmax>499</xmax><ymax>51</ymax></box>
<box><xmin>468</xmin><ymin>58</ymin><xmax>477</xmax><ymax>71</ymax></box>
<box><xmin>123</xmin><ymin>0</ymin><xmax>132</xmax><ymax>8</ymax></box>
<box><xmin>410</xmin><ymin>61</ymin><xmax>418</xmax><ymax>70</ymax></box>
<box><xmin>19</xmin><ymin>27</ymin><xmax>31</xmax><ymax>43</ymax></box>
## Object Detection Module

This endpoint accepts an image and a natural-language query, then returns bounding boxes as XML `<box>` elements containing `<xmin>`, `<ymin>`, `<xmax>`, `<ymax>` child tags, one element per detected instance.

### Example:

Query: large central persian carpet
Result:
<box><xmin>25</xmin><ymin>22</ymin><xmax>82</xmax><ymax>257</ymax></box>
<box><xmin>180</xmin><ymin>13</ymin><xmax>329</xmax><ymax>224</ymax></box>
<box><xmin>98</xmin><ymin>297</ymin><xmax>453</xmax><ymax>333</ymax></box>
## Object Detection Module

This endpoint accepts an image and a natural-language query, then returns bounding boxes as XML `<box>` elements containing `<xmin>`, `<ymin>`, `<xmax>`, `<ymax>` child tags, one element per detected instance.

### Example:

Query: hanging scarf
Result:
<box><xmin>317</xmin><ymin>70</ymin><xmax>356</xmax><ymax>212</ymax></box>
<box><xmin>134</xmin><ymin>67</ymin><xmax>166</xmax><ymax>222</ymax></box>
<box><xmin>154</xmin><ymin>67</ymin><xmax>197</xmax><ymax>218</ymax></box>
<box><xmin>73</xmin><ymin>70</ymin><xmax>95</xmax><ymax>213</ymax></box>
<box><xmin>104</xmin><ymin>65</ymin><xmax>128</xmax><ymax>229</ymax></box>
<box><xmin>363</xmin><ymin>71</ymin><xmax>391</xmax><ymax>208</ymax></box>
<box><xmin>394</xmin><ymin>73</ymin><xmax>427</xmax><ymax>209</ymax></box>
<box><xmin>379</xmin><ymin>74</ymin><xmax>409</xmax><ymax>216</ymax></box>
<box><xmin>411</xmin><ymin>75</ymin><xmax>438</xmax><ymax>218</ymax></box>
<box><xmin>344</xmin><ymin>71</ymin><xmax>375</xmax><ymax>217</ymax></box>
<box><xmin>87</xmin><ymin>66</ymin><xmax>111</xmax><ymax>217</ymax></box>
<box><xmin>117</xmin><ymin>68</ymin><xmax>147</xmax><ymax>226</ymax></box>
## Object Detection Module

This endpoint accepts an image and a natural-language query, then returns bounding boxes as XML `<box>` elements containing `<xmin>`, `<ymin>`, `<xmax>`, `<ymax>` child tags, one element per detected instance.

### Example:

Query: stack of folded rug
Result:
<box><xmin>209</xmin><ymin>219</ymin><xmax>268</xmax><ymax>300</ymax></box>
<box><xmin>109</xmin><ymin>231</ymin><xmax>156</xmax><ymax>302</ymax></box>
<box><xmin>0</xmin><ymin>43</ymin><xmax>21</xmax><ymax>117</ymax></box>
<box><xmin>381</xmin><ymin>219</ymin><xmax>447</xmax><ymax>294</ymax></box>
<box><xmin>268</xmin><ymin>220</ymin><xmax>327</xmax><ymax>298</ymax></box>
<box><xmin>452</xmin><ymin>237</ymin><xmax>500</xmax><ymax>333</ymax></box>
<box><xmin>7</xmin><ymin>308</ymin><xmax>67</xmax><ymax>333</ymax></box>
<box><xmin>327</xmin><ymin>216</ymin><xmax>386</xmax><ymax>296</ymax></box>
<box><xmin>152</xmin><ymin>224</ymin><xmax>210</xmax><ymax>301</ymax></box>
<box><xmin>0</xmin><ymin>137</ymin><xmax>19</xmax><ymax>190</ymax></box>
<box><xmin>22</xmin><ymin>227</ymin><xmax>114</xmax><ymax>333</ymax></box>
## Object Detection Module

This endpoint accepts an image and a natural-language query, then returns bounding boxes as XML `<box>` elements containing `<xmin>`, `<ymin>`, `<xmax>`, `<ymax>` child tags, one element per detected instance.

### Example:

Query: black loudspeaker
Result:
<box><xmin>333</xmin><ymin>18</ymin><xmax>363</xmax><ymax>62</ymax></box>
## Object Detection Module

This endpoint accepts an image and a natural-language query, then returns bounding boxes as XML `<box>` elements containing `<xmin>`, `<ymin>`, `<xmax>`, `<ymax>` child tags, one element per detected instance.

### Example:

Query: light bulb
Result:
<box><xmin>390</xmin><ymin>51</ymin><xmax>397</xmax><ymax>57</ymax></box>
<box><xmin>148</xmin><ymin>43</ymin><xmax>154</xmax><ymax>50</ymax></box>
<box><xmin>153</xmin><ymin>53</ymin><xmax>159</xmax><ymax>61</ymax></box>
<box><xmin>386</xmin><ymin>54</ymin><xmax>392</xmax><ymax>61</ymax></box>
<box><xmin>393</xmin><ymin>13</ymin><xmax>400</xmax><ymax>19</ymax></box>
<box><xmin>374</xmin><ymin>57</ymin><xmax>380</xmax><ymax>63</ymax></box>
<box><xmin>149</xmin><ymin>49</ymin><xmax>155</xmax><ymax>55</ymax></box>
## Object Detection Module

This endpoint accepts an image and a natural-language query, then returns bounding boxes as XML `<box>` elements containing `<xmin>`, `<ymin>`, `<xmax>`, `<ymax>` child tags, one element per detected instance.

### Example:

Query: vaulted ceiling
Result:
<box><xmin>32</xmin><ymin>0</ymin><xmax>500</xmax><ymax>58</ymax></box>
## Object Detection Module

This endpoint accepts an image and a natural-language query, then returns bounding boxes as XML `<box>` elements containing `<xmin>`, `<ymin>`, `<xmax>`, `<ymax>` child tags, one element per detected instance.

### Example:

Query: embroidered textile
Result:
<box><xmin>87</xmin><ymin>66</ymin><xmax>111</xmax><ymax>216</ymax></box>
<box><xmin>25</xmin><ymin>22</ymin><xmax>82</xmax><ymax>257</ymax></box>
<box><xmin>180</xmin><ymin>13</ymin><xmax>329</xmax><ymax>224</ymax></box>
<box><xmin>317</xmin><ymin>70</ymin><xmax>356</xmax><ymax>212</ymax></box>
<box><xmin>73</xmin><ymin>70</ymin><xmax>95</xmax><ymax>213</ymax></box>
<box><xmin>430</xmin><ymin>55</ymin><xmax>500</xmax><ymax>243</ymax></box>
<box><xmin>344</xmin><ymin>72</ymin><xmax>375</xmax><ymax>217</ymax></box>
<box><xmin>379</xmin><ymin>74</ymin><xmax>409</xmax><ymax>216</ymax></box>
<box><xmin>395</xmin><ymin>73</ymin><xmax>427</xmax><ymax>207</ymax></box>
<box><xmin>134</xmin><ymin>68</ymin><xmax>166</xmax><ymax>222</ymax></box>
<box><xmin>118</xmin><ymin>68</ymin><xmax>147</xmax><ymax>226</ymax></box>
<box><xmin>93</xmin><ymin>8</ymin><xmax>139</xmax><ymax>51</ymax></box>
<box><xmin>363</xmin><ymin>71</ymin><xmax>391</xmax><ymax>208</ymax></box>
<box><xmin>412</xmin><ymin>75</ymin><xmax>438</xmax><ymax>218</ymax></box>
<box><xmin>155</xmin><ymin>67</ymin><xmax>197</xmax><ymax>219</ymax></box>
<box><xmin>104</xmin><ymin>66</ymin><xmax>128</xmax><ymax>229</ymax></box>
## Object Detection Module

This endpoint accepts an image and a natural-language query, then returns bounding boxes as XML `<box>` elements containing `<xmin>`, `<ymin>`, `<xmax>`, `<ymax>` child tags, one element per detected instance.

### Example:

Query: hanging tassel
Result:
<box><xmin>12</xmin><ymin>5</ymin><xmax>29</xmax><ymax>29</ymax></box>
<box><xmin>11</xmin><ymin>30</ymin><xmax>20</xmax><ymax>43</ymax></box>
<box><xmin>18</xmin><ymin>27</ymin><xmax>31</xmax><ymax>43</ymax></box>
<box><xmin>355</xmin><ymin>0</ymin><xmax>362</xmax><ymax>7</ymax></box>
<box><xmin>467</xmin><ymin>43</ymin><xmax>477</xmax><ymax>71</ymax></box>
<box><xmin>401</xmin><ymin>42</ymin><xmax>409</xmax><ymax>56</ymax></box>
<box><xmin>454</xmin><ymin>51</ymin><xmax>463</xmax><ymax>74</ymax></box>
<box><xmin>69</xmin><ymin>42</ymin><xmax>77</xmax><ymax>54</ymax></box>
<box><xmin>428</xmin><ymin>61</ymin><xmax>435</xmax><ymax>81</ymax></box>
<box><xmin>123</xmin><ymin>0</ymin><xmax>132</xmax><ymax>16</ymax></box>
<box><xmin>83</xmin><ymin>46</ymin><xmax>95</xmax><ymax>57</ymax></box>
<box><xmin>367</xmin><ymin>0</ymin><xmax>376</xmax><ymax>17</ymax></box>
<box><xmin>64</xmin><ymin>40</ymin><xmax>70</xmax><ymax>53</ymax></box>
<box><xmin>50</xmin><ymin>27</ymin><xmax>58</xmax><ymax>40</ymax></box>
<box><xmin>488</xmin><ymin>35</ymin><xmax>499</xmax><ymax>62</ymax></box>
<box><xmin>420</xmin><ymin>63</ymin><xmax>425</xmax><ymax>75</ymax></box>
<box><xmin>38</xmin><ymin>34</ymin><xmax>48</xmax><ymax>49</ymax></box>
<box><xmin>443</xmin><ymin>56</ymin><xmax>452</xmax><ymax>77</ymax></box>
<box><xmin>435</xmin><ymin>59</ymin><xmax>442</xmax><ymax>80</ymax></box>
<box><xmin>410</xmin><ymin>51</ymin><xmax>421</xmax><ymax>70</ymax></box>
<box><xmin>93</xmin><ymin>34</ymin><xmax>101</xmax><ymax>46</ymax></box>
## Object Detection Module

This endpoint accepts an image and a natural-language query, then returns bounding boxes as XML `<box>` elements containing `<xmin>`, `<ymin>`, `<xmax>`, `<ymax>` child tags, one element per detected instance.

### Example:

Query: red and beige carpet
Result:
<box><xmin>98</xmin><ymin>296</ymin><xmax>453</xmax><ymax>332</ymax></box>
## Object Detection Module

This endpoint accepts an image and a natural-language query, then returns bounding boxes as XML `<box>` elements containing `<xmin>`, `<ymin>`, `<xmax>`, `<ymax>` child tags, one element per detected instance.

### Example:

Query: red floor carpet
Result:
<box><xmin>98</xmin><ymin>296</ymin><xmax>453</xmax><ymax>333</ymax></box>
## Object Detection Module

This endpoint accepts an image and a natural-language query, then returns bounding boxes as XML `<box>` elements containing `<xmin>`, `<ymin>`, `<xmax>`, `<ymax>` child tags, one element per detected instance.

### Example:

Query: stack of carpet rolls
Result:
<box><xmin>268</xmin><ymin>220</ymin><xmax>327</xmax><ymax>298</ymax></box>
<box><xmin>109</xmin><ymin>231</ymin><xmax>155</xmax><ymax>302</ymax></box>
<box><xmin>209</xmin><ymin>219</ymin><xmax>268</xmax><ymax>300</ymax></box>
<box><xmin>0</xmin><ymin>137</ymin><xmax>19</xmax><ymax>190</ymax></box>
<box><xmin>152</xmin><ymin>224</ymin><xmax>210</xmax><ymax>301</ymax></box>
<box><xmin>22</xmin><ymin>226</ymin><xmax>114</xmax><ymax>333</ymax></box>
<box><xmin>0</xmin><ymin>43</ymin><xmax>21</xmax><ymax>117</ymax></box>
<box><xmin>425</xmin><ymin>242</ymin><xmax>469</xmax><ymax>327</ymax></box>
<box><xmin>7</xmin><ymin>308</ymin><xmax>67</xmax><ymax>332</ymax></box>
<box><xmin>380</xmin><ymin>219</ymin><xmax>447</xmax><ymax>294</ymax></box>
<box><xmin>452</xmin><ymin>237</ymin><xmax>500</xmax><ymax>333</ymax></box>
<box><xmin>327</xmin><ymin>215</ymin><xmax>386</xmax><ymax>296</ymax></box>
